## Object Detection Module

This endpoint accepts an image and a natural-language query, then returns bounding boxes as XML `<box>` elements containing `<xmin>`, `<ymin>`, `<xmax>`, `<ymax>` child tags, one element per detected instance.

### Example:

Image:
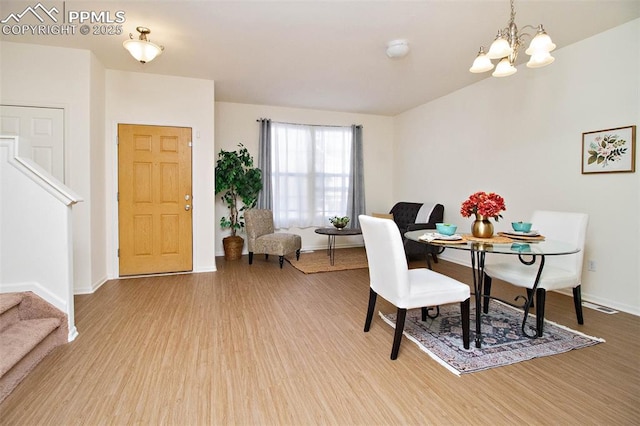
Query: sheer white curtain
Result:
<box><xmin>271</xmin><ymin>122</ymin><xmax>353</xmax><ymax>228</ymax></box>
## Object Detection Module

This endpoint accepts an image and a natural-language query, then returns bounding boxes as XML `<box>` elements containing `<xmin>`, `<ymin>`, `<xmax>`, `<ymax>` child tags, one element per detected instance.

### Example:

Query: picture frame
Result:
<box><xmin>582</xmin><ymin>125</ymin><xmax>636</xmax><ymax>174</ymax></box>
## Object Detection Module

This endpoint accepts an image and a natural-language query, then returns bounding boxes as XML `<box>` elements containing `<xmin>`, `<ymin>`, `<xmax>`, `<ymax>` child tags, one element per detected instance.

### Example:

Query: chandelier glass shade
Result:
<box><xmin>123</xmin><ymin>27</ymin><xmax>164</xmax><ymax>63</ymax></box>
<box><xmin>469</xmin><ymin>0</ymin><xmax>555</xmax><ymax>77</ymax></box>
<box><xmin>493</xmin><ymin>57</ymin><xmax>517</xmax><ymax>77</ymax></box>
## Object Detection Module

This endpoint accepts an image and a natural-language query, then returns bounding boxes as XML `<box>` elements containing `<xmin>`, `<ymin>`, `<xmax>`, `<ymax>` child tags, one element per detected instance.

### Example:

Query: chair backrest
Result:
<box><xmin>245</xmin><ymin>209</ymin><xmax>275</xmax><ymax>251</ymax></box>
<box><xmin>359</xmin><ymin>215</ymin><xmax>410</xmax><ymax>303</ymax></box>
<box><xmin>389</xmin><ymin>202</ymin><xmax>444</xmax><ymax>231</ymax></box>
<box><xmin>531</xmin><ymin>210</ymin><xmax>589</xmax><ymax>281</ymax></box>
<box><xmin>389</xmin><ymin>202</ymin><xmax>422</xmax><ymax>230</ymax></box>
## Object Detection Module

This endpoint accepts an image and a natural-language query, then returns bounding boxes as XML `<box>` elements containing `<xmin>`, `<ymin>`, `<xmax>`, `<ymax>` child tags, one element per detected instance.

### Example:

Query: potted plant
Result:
<box><xmin>329</xmin><ymin>216</ymin><xmax>350</xmax><ymax>230</ymax></box>
<box><xmin>215</xmin><ymin>144</ymin><xmax>263</xmax><ymax>260</ymax></box>
<box><xmin>460</xmin><ymin>191</ymin><xmax>506</xmax><ymax>238</ymax></box>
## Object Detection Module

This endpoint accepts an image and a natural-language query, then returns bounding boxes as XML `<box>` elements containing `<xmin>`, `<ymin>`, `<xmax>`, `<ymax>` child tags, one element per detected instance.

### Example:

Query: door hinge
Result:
<box><xmin>117</xmin><ymin>249</ymin><xmax>120</xmax><ymax>257</ymax></box>
<box><xmin>116</xmin><ymin>136</ymin><xmax>119</xmax><ymax>145</ymax></box>
<box><xmin>117</xmin><ymin>192</ymin><xmax>119</xmax><ymax>202</ymax></box>
<box><xmin>188</xmin><ymin>141</ymin><xmax>193</xmax><ymax>147</ymax></box>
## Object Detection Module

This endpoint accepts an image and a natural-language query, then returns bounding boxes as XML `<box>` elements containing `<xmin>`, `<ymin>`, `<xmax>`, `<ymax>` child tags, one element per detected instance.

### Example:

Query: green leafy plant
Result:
<box><xmin>329</xmin><ymin>216</ymin><xmax>350</xmax><ymax>228</ymax></box>
<box><xmin>215</xmin><ymin>144</ymin><xmax>263</xmax><ymax>237</ymax></box>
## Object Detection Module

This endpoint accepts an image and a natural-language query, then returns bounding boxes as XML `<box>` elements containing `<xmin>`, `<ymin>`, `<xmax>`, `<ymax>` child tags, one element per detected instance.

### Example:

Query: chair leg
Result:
<box><xmin>265</xmin><ymin>254</ymin><xmax>269</xmax><ymax>260</ymax></box>
<box><xmin>279</xmin><ymin>255</ymin><xmax>284</xmax><ymax>268</ymax></box>
<box><xmin>527</xmin><ymin>288</ymin><xmax>535</xmax><ymax>308</ymax></box>
<box><xmin>391</xmin><ymin>308</ymin><xmax>407</xmax><ymax>360</ymax></box>
<box><xmin>483</xmin><ymin>275</ymin><xmax>492</xmax><ymax>314</ymax></box>
<box><xmin>461</xmin><ymin>298</ymin><xmax>470</xmax><ymax>350</ymax></box>
<box><xmin>421</xmin><ymin>307</ymin><xmax>427</xmax><ymax>321</ymax></box>
<box><xmin>296</xmin><ymin>249</ymin><xmax>300</xmax><ymax>260</ymax></box>
<box><xmin>536</xmin><ymin>289</ymin><xmax>546</xmax><ymax>337</ymax></box>
<box><xmin>573</xmin><ymin>285</ymin><xmax>584</xmax><ymax>324</ymax></box>
<box><xmin>364</xmin><ymin>289</ymin><xmax>377</xmax><ymax>332</ymax></box>
<box><xmin>423</xmin><ymin>246</ymin><xmax>438</xmax><ymax>268</ymax></box>
<box><xmin>248</xmin><ymin>252</ymin><xmax>254</xmax><ymax>265</ymax></box>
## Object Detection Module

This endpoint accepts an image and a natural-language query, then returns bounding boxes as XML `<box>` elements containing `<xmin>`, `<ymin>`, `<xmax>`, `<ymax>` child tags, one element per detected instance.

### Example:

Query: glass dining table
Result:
<box><xmin>404</xmin><ymin>230</ymin><xmax>580</xmax><ymax>348</ymax></box>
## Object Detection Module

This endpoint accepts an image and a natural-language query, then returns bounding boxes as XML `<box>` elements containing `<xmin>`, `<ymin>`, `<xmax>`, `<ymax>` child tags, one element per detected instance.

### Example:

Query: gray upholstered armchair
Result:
<box><xmin>388</xmin><ymin>202</ymin><xmax>444</xmax><ymax>263</ymax></box>
<box><xmin>245</xmin><ymin>209</ymin><xmax>302</xmax><ymax>268</ymax></box>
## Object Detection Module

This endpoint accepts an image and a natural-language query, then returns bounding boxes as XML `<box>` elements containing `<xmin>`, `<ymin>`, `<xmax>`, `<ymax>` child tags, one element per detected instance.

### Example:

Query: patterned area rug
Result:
<box><xmin>285</xmin><ymin>247</ymin><xmax>368</xmax><ymax>274</ymax></box>
<box><xmin>380</xmin><ymin>301</ymin><xmax>604</xmax><ymax>375</ymax></box>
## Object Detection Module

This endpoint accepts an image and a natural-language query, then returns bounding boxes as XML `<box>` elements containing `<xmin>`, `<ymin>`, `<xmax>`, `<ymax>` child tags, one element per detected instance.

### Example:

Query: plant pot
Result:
<box><xmin>223</xmin><ymin>235</ymin><xmax>244</xmax><ymax>261</ymax></box>
<box><xmin>471</xmin><ymin>214</ymin><xmax>494</xmax><ymax>238</ymax></box>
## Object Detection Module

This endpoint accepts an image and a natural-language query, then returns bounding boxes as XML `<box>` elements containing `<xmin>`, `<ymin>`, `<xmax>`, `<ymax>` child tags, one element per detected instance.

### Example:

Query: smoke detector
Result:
<box><xmin>386</xmin><ymin>39</ymin><xmax>409</xmax><ymax>58</ymax></box>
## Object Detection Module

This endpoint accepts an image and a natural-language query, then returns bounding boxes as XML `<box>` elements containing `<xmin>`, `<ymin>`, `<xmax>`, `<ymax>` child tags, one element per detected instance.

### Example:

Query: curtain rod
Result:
<box><xmin>256</xmin><ymin>119</ymin><xmax>362</xmax><ymax>128</ymax></box>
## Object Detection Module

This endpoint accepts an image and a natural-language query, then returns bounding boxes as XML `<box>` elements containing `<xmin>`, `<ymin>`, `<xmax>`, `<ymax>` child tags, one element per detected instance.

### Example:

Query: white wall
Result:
<box><xmin>105</xmin><ymin>71</ymin><xmax>216</xmax><ymax>277</ymax></box>
<box><xmin>394</xmin><ymin>19</ymin><xmax>640</xmax><ymax>314</ymax></box>
<box><xmin>214</xmin><ymin>102</ymin><xmax>394</xmax><ymax>256</ymax></box>
<box><xmin>0</xmin><ymin>42</ymin><xmax>99</xmax><ymax>294</ymax></box>
<box><xmin>89</xmin><ymin>53</ymin><xmax>107</xmax><ymax>291</ymax></box>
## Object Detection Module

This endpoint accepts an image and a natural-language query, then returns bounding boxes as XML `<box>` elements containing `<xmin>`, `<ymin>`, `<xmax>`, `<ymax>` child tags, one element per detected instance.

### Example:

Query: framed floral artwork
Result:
<box><xmin>582</xmin><ymin>125</ymin><xmax>636</xmax><ymax>174</ymax></box>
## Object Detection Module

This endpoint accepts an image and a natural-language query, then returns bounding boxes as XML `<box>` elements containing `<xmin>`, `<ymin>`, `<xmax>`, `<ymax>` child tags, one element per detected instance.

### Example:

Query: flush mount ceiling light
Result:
<box><xmin>386</xmin><ymin>39</ymin><xmax>409</xmax><ymax>58</ymax></box>
<box><xmin>123</xmin><ymin>26</ymin><xmax>164</xmax><ymax>63</ymax></box>
<box><xmin>469</xmin><ymin>0</ymin><xmax>555</xmax><ymax>77</ymax></box>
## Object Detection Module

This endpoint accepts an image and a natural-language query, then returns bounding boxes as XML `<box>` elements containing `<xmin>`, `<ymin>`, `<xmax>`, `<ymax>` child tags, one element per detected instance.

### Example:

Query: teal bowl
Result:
<box><xmin>436</xmin><ymin>223</ymin><xmax>457</xmax><ymax>236</ymax></box>
<box><xmin>512</xmin><ymin>221</ymin><xmax>532</xmax><ymax>232</ymax></box>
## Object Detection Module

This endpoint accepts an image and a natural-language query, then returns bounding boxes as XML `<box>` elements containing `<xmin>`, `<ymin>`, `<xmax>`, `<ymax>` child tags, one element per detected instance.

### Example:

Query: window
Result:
<box><xmin>270</xmin><ymin>122</ymin><xmax>353</xmax><ymax>228</ymax></box>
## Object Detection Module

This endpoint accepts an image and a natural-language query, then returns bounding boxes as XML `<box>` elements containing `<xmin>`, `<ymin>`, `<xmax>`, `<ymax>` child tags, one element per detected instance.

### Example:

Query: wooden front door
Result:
<box><xmin>118</xmin><ymin>124</ymin><xmax>193</xmax><ymax>276</ymax></box>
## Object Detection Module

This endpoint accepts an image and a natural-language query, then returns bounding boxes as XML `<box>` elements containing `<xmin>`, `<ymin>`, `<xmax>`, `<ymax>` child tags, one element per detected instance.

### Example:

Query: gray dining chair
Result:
<box><xmin>359</xmin><ymin>215</ymin><xmax>470</xmax><ymax>360</ymax></box>
<box><xmin>483</xmin><ymin>210</ymin><xmax>589</xmax><ymax>335</ymax></box>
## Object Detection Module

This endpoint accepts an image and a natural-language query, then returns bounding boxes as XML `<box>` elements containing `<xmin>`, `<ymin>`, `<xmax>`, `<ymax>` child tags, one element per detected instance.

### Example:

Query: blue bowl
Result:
<box><xmin>512</xmin><ymin>221</ymin><xmax>532</xmax><ymax>232</ymax></box>
<box><xmin>436</xmin><ymin>223</ymin><xmax>457</xmax><ymax>236</ymax></box>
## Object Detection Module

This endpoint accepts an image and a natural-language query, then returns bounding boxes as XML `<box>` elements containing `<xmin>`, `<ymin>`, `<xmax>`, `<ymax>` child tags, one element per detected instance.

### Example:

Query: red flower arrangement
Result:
<box><xmin>460</xmin><ymin>191</ymin><xmax>506</xmax><ymax>221</ymax></box>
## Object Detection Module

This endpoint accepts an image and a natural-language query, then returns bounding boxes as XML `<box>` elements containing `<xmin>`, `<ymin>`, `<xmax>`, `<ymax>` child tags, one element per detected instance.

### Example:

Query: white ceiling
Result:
<box><xmin>2</xmin><ymin>0</ymin><xmax>639</xmax><ymax>116</ymax></box>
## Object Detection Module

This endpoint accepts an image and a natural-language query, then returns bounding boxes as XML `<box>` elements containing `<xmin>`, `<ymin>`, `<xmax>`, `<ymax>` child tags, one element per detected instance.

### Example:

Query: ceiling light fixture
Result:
<box><xmin>123</xmin><ymin>26</ymin><xmax>164</xmax><ymax>64</ymax></box>
<box><xmin>386</xmin><ymin>39</ymin><xmax>409</xmax><ymax>58</ymax></box>
<box><xmin>469</xmin><ymin>0</ymin><xmax>555</xmax><ymax>77</ymax></box>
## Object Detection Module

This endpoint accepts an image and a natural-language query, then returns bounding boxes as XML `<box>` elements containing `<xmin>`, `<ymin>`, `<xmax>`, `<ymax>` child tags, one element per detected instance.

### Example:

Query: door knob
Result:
<box><xmin>185</xmin><ymin>204</ymin><xmax>191</xmax><ymax>211</ymax></box>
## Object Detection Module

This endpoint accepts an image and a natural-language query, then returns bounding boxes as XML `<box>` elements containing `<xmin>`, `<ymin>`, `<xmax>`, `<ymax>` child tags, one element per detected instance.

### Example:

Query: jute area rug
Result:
<box><xmin>380</xmin><ymin>301</ymin><xmax>604</xmax><ymax>375</ymax></box>
<box><xmin>285</xmin><ymin>247</ymin><xmax>368</xmax><ymax>274</ymax></box>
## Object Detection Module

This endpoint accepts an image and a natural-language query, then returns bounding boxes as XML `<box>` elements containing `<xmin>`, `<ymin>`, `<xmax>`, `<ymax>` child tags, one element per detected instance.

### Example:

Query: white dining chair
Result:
<box><xmin>483</xmin><ymin>210</ymin><xmax>589</xmax><ymax>336</ymax></box>
<box><xmin>359</xmin><ymin>215</ymin><xmax>470</xmax><ymax>360</ymax></box>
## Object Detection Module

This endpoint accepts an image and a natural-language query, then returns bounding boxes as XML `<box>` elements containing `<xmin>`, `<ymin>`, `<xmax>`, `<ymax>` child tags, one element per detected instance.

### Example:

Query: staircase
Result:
<box><xmin>0</xmin><ymin>292</ymin><xmax>68</xmax><ymax>404</ymax></box>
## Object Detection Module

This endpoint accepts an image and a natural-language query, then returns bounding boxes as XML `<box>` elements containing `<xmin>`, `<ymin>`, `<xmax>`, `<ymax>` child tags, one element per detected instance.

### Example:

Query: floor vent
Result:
<box><xmin>582</xmin><ymin>301</ymin><xmax>618</xmax><ymax>314</ymax></box>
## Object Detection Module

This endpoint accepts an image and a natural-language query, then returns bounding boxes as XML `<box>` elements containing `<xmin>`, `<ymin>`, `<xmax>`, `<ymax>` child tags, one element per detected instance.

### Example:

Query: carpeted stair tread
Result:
<box><xmin>0</xmin><ymin>293</ymin><xmax>23</xmax><ymax>315</ymax></box>
<box><xmin>0</xmin><ymin>318</ymin><xmax>61</xmax><ymax>376</ymax></box>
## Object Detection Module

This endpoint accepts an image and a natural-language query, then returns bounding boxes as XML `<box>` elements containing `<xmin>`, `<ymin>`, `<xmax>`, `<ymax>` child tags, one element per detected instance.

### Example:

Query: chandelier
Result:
<box><xmin>123</xmin><ymin>27</ymin><xmax>164</xmax><ymax>64</ymax></box>
<box><xmin>469</xmin><ymin>0</ymin><xmax>556</xmax><ymax>77</ymax></box>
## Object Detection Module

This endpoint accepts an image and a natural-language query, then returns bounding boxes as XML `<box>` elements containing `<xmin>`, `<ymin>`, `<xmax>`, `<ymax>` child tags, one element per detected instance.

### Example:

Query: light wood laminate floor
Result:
<box><xmin>1</xmin><ymin>256</ymin><xmax>638</xmax><ymax>425</ymax></box>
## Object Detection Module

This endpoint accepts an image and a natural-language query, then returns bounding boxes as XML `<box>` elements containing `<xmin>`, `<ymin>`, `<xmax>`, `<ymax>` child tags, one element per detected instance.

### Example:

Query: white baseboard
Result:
<box><xmin>0</xmin><ymin>281</ymin><xmax>67</xmax><ymax>312</ymax></box>
<box><xmin>68</xmin><ymin>326</ymin><xmax>78</xmax><ymax>342</ymax></box>
<box><xmin>74</xmin><ymin>275</ymin><xmax>108</xmax><ymax>295</ymax></box>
